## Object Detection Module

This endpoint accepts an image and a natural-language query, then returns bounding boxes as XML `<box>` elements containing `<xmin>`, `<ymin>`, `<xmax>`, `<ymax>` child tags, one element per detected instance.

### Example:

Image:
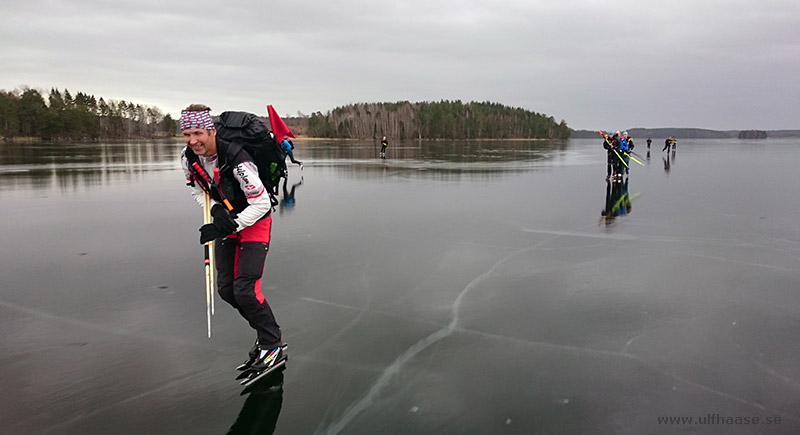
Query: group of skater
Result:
<box><xmin>599</xmin><ymin>131</ymin><xmax>678</xmax><ymax>225</ymax></box>
<box><xmin>600</xmin><ymin>130</ymin><xmax>636</xmax><ymax>181</ymax></box>
<box><xmin>602</xmin><ymin>131</ymin><xmax>677</xmax><ymax>181</ymax></box>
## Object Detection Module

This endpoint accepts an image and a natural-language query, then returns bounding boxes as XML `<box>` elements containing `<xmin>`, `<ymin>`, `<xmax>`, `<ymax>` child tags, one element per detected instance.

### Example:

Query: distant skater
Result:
<box><xmin>602</xmin><ymin>132</ymin><xmax>617</xmax><ymax>180</ymax></box>
<box><xmin>619</xmin><ymin>131</ymin><xmax>632</xmax><ymax>176</ymax></box>
<box><xmin>280</xmin><ymin>137</ymin><xmax>303</xmax><ymax>170</ymax></box>
<box><xmin>380</xmin><ymin>136</ymin><xmax>388</xmax><ymax>158</ymax></box>
<box><xmin>646</xmin><ymin>137</ymin><xmax>652</xmax><ymax>149</ymax></box>
<box><xmin>626</xmin><ymin>133</ymin><xmax>635</xmax><ymax>156</ymax></box>
<box><xmin>662</xmin><ymin>137</ymin><xmax>673</xmax><ymax>152</ymax></box>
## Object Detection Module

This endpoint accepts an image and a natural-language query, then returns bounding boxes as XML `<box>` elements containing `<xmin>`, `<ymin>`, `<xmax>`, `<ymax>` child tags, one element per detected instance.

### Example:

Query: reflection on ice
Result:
<box><xmin>2</xmin><ymin>138</ymin><xmax>800</xmax><ymax>433</ymax></box>
<box><xmin>0</xmin><ymin>141</ymin><xmax>183</xmax><ymax>191</ymax></box>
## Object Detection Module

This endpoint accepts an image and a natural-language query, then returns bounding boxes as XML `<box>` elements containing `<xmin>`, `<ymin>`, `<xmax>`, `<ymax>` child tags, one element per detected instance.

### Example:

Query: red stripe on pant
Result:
<box><xmin>232</xmin><ymin>217</ymin><xmax>271</xmax><ymax>304</ymax></box>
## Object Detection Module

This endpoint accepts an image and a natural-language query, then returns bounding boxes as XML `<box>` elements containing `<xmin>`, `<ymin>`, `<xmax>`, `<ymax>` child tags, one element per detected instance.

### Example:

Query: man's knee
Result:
<box><xmin>218</xmin><ymin>283</ymin><xmax>236</xmax><ymax>306</ymax></box>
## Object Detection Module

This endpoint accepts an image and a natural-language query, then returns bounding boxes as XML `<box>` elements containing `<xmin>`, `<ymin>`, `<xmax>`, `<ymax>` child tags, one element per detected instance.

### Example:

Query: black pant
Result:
<box><xmin>215</xmin><ymin>219</ymin><xmax>281</xmax><ymax>348</ymax></box>
<box><xmin>287</xmin><ymin>151</ymin><xmax>302</xmax><ymax>166</ymax></box>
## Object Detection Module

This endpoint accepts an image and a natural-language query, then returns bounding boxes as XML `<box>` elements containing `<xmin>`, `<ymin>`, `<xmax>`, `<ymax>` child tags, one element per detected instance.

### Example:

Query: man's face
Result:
<box><xmin>183</xmin><ymin>128</ymin><xmax>217</xmax><ymax>157</ymax></box>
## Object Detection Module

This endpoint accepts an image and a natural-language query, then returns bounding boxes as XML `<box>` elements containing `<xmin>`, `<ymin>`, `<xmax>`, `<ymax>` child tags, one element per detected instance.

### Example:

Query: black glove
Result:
<box><xmin>199</xmin><ymin>205</ymin><xmax>238</xmax><ymax>244</ymax></box>
<box><xmin>199</xmin><ymin>224</ymin><xmax>226</xmax><ymax>244</ymax></box>
<box><xmin>211</xmin><ymin>204</ymin><xmax>238</xmax><ymax>234</ymax></box>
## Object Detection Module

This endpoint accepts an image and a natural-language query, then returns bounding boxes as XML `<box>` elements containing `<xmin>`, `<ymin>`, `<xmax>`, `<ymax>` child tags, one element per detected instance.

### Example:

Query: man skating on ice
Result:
<box><xmin>180</xmin><ymin>104</ymin><xmax>284</xmax><ymax>374</ymax></box>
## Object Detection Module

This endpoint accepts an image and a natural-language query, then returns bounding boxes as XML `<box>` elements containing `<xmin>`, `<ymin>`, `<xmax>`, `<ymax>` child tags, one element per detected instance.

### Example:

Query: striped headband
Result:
<box><xmin>179</xmin><ymin>110</ymin><xmax>215</xmax><ymax>130</ymax></box>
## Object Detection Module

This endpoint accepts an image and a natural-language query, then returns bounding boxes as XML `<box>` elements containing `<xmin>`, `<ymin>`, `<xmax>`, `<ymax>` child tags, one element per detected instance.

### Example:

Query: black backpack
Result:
<box><xmin>214</xmin><ymin>111</ymin><xmax>287</xmax><ymax>192</ymax></box>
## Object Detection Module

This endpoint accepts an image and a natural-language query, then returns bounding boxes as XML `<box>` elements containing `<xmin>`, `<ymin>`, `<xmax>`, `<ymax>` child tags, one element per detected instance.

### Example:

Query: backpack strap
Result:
<box><xmin>184</xmin><ymin>147</ymin><xmax>208</xmax><ymax>191</ymax></box>
<box><xmin>184</xmin><ymin>146</ymin><xmax>235</xmax><ymax>212</ymax></box>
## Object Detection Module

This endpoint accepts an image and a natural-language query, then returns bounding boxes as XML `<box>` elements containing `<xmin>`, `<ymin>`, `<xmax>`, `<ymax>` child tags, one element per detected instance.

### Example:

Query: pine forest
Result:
<box><xmin>0</xmin><ymin>87</ymin><xmax>177</xmax><ymax>141</ymax></box>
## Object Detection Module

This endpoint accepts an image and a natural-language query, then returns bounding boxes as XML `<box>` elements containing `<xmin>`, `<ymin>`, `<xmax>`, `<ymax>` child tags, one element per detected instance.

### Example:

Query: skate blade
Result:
<box><xmin>236</xmin><ymin>369</ymin><xmax>253</xmax><ymax>380</ymax></box>
<box><xmin>235</xmin><ymin>343</ymin><xmax>288</xmax><ymax>377</ymax></box>
<box><xmin>240</xmin><ymin>357</ymin><xmax>287</xmax><ymax>386</ymax></box>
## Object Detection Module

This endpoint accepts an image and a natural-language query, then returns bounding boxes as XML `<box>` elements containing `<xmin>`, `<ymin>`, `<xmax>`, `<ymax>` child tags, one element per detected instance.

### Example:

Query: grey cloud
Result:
<box><xmin>1</xmin><ymin>0</ymin><xmax>798</xmax><ymax>129</ymax></box>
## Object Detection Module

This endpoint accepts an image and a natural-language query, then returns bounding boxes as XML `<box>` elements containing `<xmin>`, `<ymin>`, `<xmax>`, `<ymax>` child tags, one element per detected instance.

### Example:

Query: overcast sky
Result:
<box><xmin>2</xmin><ymin>0</ymin><xmax>798</xmax><ymax>131</ymax></box>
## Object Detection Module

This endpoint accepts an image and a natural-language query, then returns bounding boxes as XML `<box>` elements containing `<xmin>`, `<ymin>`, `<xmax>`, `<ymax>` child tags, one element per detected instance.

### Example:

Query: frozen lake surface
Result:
<box><xmin>2</xmin><ymin>138</ymin><xmax>799</xmax><ymax>434</ymax></box>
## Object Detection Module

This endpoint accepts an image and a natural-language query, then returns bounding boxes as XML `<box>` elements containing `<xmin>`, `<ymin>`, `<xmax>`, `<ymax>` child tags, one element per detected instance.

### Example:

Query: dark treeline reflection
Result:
<box><xmin>0</xmin><ymin>139</ymin><xmax>572</xmax><ymax>191</ymax></box>
<box><xmin>0</xmin><ymin>141</ymin><xmax>184</xmax><ymax>191</ymax></box>
<box><xmin>302</xmin><ymin>139</ymin><xmax>571</xmax><ymax>182</ymax></box>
